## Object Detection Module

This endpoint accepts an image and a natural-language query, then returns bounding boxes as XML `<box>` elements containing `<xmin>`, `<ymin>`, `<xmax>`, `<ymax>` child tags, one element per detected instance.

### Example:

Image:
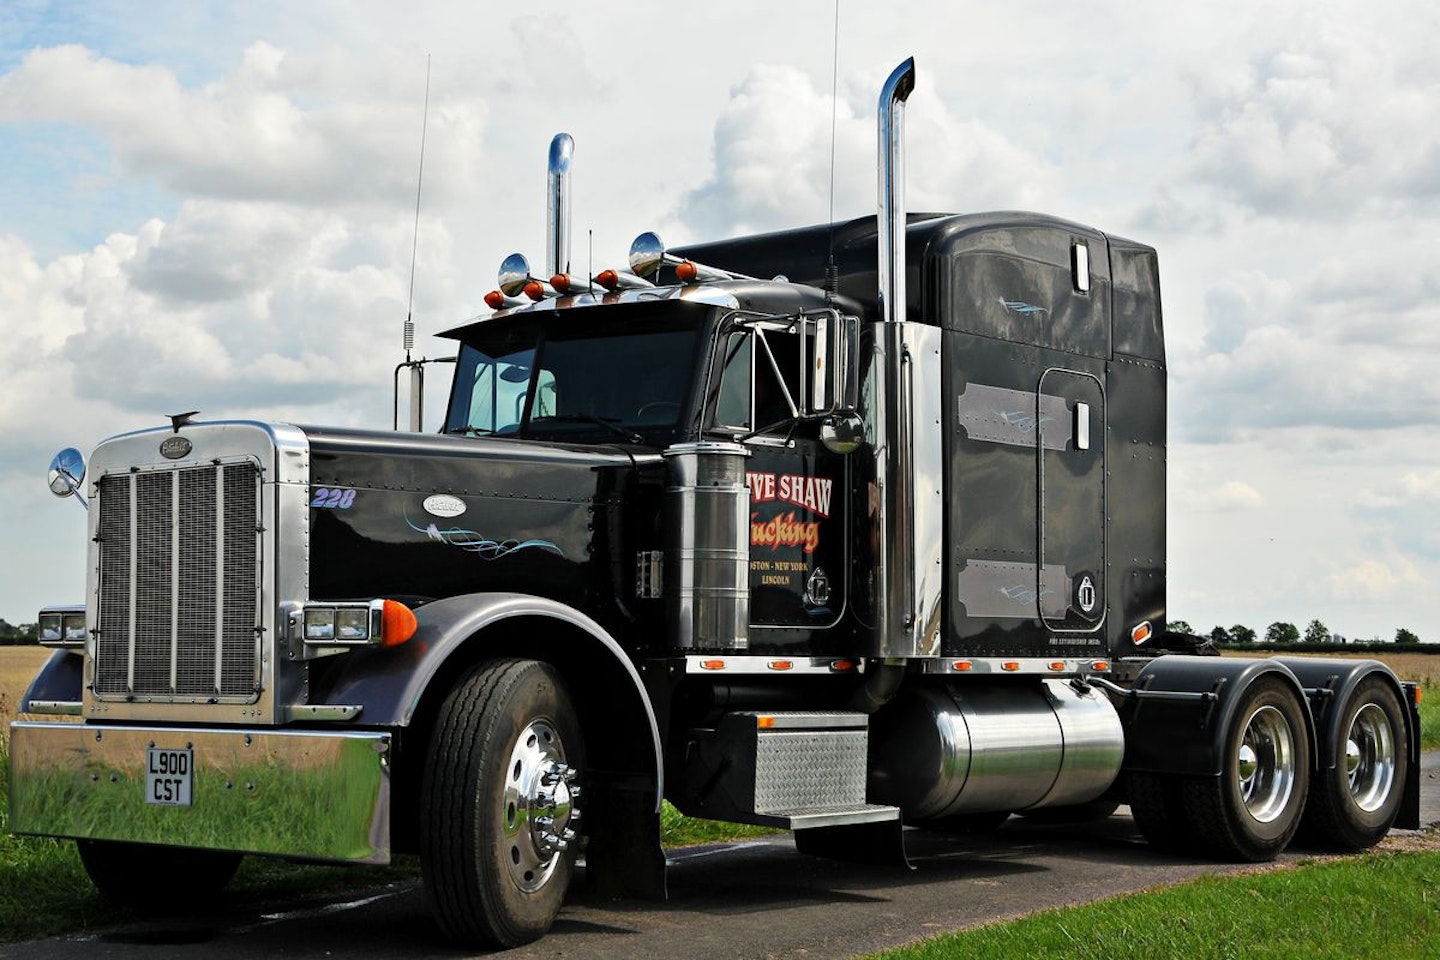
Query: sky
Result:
<box><xmin>1</xmin><ymin>0</ymin><xmax>1437</xmax><ymax>641</ymax></box>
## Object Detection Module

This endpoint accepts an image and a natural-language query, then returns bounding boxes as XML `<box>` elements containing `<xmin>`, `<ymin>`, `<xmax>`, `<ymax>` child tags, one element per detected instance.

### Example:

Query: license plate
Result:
<box><xmin>145</xmin><ymin>746</ymin><xmax>194</xmax><ymax>806</ymax></box>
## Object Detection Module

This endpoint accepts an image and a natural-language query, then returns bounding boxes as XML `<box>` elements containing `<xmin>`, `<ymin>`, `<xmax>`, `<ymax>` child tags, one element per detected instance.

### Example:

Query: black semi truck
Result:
<box><xmin>13</xmin><ymin>59</ymin><xmax>1420</xmax><ymax>948</ymax></box>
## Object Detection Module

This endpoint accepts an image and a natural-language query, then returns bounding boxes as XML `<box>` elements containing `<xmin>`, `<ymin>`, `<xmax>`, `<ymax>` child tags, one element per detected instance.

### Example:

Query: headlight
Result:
<box><xmin>38</xmin><ymin>605</ymin><xmax>86</xmax><ymax>648</ymax></box>
<box><xmin>292</xmin><ymin>599</ymin><xmax>416</xmax><ymax>651</ymax></box>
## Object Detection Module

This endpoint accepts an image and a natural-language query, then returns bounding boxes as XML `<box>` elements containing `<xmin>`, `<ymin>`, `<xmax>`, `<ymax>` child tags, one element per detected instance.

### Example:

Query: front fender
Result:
<box><xmin>316</xmin><ymin>592</ymin><xmax>663</xmax><ymax>804</ymax></box>
<box><xmin>19</xmin><ymin>649</ymin><xmax>84</xmax><ymax>710</ymax></box>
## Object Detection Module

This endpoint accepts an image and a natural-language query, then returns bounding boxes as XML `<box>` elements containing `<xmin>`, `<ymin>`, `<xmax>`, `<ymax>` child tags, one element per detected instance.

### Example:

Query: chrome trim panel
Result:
<box><xmin>955</xmin><ymin>559</ymin><xmax>1070</xmax><ymax>620</ymax></box>
<box><xmin>915</xmin><ymin>658</ymin><xmax>1111</xmax><ymax>676</ymax></box>
<box><xmin>956</xmin><ymin>383</ymin><xmax>1073</xmax><ymax>451</ymax></box>
<box><xmin>664</xmin><ymin>442</ymin><xmax>750</xmax><ymax>651</ymax></box>
<box><xmin>681</xmin><ymin>655</ymin><xmax>865</xmax><ymax>675</ymax></box>
<box><xmin>23</xmin><ymin>701</ymin><xmax>82</xmax><ymax>716</ymax></box>
<box><xmin>867</xmin><ymin>322</ymin><xmax>945</xmax><ymax>658</ymax></box>
<box><xmin>9</xmin><ymin>721</ymin><xmax>391</xmax><ymax>863</ymax></box>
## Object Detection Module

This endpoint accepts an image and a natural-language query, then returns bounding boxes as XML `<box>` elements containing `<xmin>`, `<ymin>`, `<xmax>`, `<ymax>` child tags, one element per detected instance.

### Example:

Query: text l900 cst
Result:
<box><xmin>145</xmin><ymin>746</ymin><xmax>193</xmax><ymax>806</ymax></box>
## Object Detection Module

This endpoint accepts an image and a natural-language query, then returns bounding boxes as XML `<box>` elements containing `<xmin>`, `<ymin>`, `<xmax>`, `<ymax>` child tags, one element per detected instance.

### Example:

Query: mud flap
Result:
<box><xmin>792</xmin><ymin>818</ymin><xmax>912</xmax><ymax>869</ymax></box>
<box><xmin>583</xmin><ymin>779</ymin><xmax>668</xmax><ymax>900</ymax></box>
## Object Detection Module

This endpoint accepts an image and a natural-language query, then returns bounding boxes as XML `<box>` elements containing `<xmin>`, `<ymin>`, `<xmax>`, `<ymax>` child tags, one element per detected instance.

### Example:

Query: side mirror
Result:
<box><xmin>48</xmin><ymin>447</ymin><xmax>89</xmax><ymax>509</ymax></box>
<box><xmin>806</xmin><ymin>312</ymin><xmax>860</xmax><ymax>417</ymax></box>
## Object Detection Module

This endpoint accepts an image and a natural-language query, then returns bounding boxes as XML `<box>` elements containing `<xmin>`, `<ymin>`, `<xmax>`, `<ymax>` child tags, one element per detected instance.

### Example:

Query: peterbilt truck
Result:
<box><xmin>13</xmin><ymin>59</ymin><xmax>1421</xmax><ymax>948</ymax></box>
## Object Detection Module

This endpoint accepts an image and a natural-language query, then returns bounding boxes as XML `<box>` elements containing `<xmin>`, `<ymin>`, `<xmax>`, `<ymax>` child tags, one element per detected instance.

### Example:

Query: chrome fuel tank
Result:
<box><xmin>867</xmin><ymin>679</ymin><xmax>1123</xmax><ymax>818</ymax></box>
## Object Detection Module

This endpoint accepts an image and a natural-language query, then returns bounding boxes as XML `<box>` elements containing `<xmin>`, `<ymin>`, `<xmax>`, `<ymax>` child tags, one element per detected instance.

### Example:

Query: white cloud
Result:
<box><xmin>0</xmin><ymin>42</ymin><xmax>487</xmax><ymax>208</ymax></box>
<box><xmin>1184</xmin><ymin>34</ymin><xmax>1440</xmax><ymax>219</ymax></box>
<box><xmin>671</xmin><ymin>65</ymin><xmax>1058</xmax><ymax>240</ymax></box>
<box><xmin>1194</xmin><ymin>480</ymin><xmax>1264</xmax><ymax>513</ymax></box>
<box><xmin>1326</xmin><ymin>554</ymin><xmax>1425</xmax><ymax>602</ymax></box>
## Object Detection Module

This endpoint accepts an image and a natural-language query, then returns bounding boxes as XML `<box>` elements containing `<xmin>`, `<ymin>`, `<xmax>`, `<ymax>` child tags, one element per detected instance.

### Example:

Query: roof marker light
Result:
<box><xmin>595</xmin><ymin>268</ymin><xmax>654</xmax><ymax>291</ymax></box>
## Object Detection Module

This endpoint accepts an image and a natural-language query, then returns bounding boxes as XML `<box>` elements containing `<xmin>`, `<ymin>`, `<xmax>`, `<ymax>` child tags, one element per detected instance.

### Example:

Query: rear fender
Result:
<box><xmin>1272</xmin><ymin>656</ymin><xmax>1421</xmax><ymax>830</ymax></box>
<box><xmin>1119</xmin><ymin>655</ymin><xmax>1314</xmax><ymax>778</ymax></box>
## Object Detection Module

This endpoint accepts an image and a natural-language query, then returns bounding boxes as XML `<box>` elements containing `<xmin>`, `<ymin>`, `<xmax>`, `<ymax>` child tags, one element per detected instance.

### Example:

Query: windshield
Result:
<box><xmin>443</xmin><ymin>306</ymin><xmax>702</xmax><ymax>443</ymax></box>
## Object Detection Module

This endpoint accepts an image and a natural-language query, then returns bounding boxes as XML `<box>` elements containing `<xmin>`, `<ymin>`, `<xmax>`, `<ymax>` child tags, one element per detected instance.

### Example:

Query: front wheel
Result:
<box><xmin>420</xmin><ymin>659</ymin><xmax>584</xmax><ymax>948</ymax></box>
<box><xmin>1181</xmin><ymin>677</ymin><xmax>1310</xmax><ymax>862</ymax></box>
<box><xmin>1300</xmin><ymin>678</ymin><xmax>1407</xmax><ymax>851</ymax></box>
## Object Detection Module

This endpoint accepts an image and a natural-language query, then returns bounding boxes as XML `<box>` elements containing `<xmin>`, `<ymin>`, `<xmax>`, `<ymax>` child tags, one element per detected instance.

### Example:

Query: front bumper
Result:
<box><xmin>8</xmin><ymin>722</ymin><xmax>391</xmax><ymax>863</ymax></box>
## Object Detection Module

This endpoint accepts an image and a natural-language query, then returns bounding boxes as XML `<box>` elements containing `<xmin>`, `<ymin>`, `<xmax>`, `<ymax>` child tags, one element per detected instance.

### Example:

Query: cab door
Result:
<box><xmin>709</xmin><ymin>315</ymin><xmax>849</xmax><ymax>640</ymax></box>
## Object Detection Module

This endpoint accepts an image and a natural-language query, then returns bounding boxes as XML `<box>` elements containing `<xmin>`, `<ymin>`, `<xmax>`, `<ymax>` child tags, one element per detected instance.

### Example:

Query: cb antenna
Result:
<box><xmin>404</xmin><ymin>55</ymin><xmax>431</xmax><ymax>363</ymax></box>
<box><xmin>824</xmin><ymin>0</ymin><xmax>841</xmax><ymax>296</ymax></box>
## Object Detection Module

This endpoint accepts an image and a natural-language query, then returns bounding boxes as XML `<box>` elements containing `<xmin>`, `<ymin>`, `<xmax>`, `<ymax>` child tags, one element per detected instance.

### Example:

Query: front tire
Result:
<box><xmin>420</xmin><ymin>659</ymin><xmax>583</xmax><ymax>948</ymax></box>
<box><xmin>1181</xmin><ymin>677</ymin><xmax>1310</xmax><ymax>861</ymax></box>
<box><xmin>1300</xmin><ymin>678</ymin><xmax>1407</xmax><ymax>851</ymax></box>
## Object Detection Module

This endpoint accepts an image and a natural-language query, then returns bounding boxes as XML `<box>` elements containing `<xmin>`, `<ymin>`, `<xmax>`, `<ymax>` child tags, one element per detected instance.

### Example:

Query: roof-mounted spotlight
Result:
<box><xmin>628</xmin><ymin>231</ymin><xmax>755</xmax><ymax>284</ymax></box>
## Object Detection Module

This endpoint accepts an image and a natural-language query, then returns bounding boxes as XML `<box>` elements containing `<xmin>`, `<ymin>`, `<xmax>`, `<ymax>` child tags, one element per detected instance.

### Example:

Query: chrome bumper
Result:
<box><xmin>8</xmin><ymin>722</ymin><xmax>391</xmax><ymax>864</ymax></box>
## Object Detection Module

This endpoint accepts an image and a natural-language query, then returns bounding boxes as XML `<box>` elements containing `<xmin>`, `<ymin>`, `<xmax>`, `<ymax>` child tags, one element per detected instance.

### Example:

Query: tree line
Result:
<box><xmin>1169</xmin><ymin>619</ymin><xmax>1424</xmax><ymax>646</ymax></box>
<box><xmin>0</xmin><ymin>619</ymin><xmax>39</xmax><ymax>645</ymax></box>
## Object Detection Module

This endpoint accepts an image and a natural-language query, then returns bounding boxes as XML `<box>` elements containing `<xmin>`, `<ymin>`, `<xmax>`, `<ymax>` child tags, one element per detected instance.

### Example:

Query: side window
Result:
<box><xmin>467</xmin><ymin>357</ymin><xmax>533</xmax><ymax>433</ymax></box>
<box><xmin>715</xmin><ymin>332</ymin><xmax>752</xmax><ymax>430</ymax></box>
<box><xmin>712</xmin><ymin>323</ymin><xmax>811</xmax><ymax>434</ymax></box>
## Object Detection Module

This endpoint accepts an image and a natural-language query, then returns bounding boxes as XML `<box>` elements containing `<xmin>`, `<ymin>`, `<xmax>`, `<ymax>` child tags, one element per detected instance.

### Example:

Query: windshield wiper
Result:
<box><xmin>444</xmin><ymin>426</ymin><xmax>497</xmax><ymax>437</ymax></box>
<box><xmin>529</xmin><ymin>415</ymin><xmax>643</xmax><ymax>445</ymax></box>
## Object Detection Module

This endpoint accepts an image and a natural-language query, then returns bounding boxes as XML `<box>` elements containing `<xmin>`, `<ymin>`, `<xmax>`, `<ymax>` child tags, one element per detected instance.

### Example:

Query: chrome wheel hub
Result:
<box><xmin>1344</xmin><ymin>703</ymin><xmax>1395</xmax><ymax>813</ymax></box>
<box><xmin>1236</xmin><ymin>704</ymin><xmax>1296</xmax><ymax>824</ymax></box>
<box><xmin>500</xmin><ymin>719</ymin><xmax>582</xmax><ymax>893</ymax></box>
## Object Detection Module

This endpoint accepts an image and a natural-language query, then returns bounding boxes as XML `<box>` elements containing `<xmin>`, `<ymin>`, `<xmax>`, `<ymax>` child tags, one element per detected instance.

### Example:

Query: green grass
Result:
<box><xmin>869</xmin><ymin>849</ymin><xmax>1440</xmax><ymax>960</ymax></box>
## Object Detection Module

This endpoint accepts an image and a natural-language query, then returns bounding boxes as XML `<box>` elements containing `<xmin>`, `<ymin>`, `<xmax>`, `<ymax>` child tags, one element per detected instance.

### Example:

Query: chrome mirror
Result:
<box><xmin>628</xmin><ymin>232</ymin><xmax>667</xmax><ymax>279</ymax></box>
<box><xmin>820</xmin><ymin>413</ymin><xmax>865</xmax><ymax>455</ymax></box>
<box><xmin>498</xmin><ymin>253</ymin><xmax>532</xmax><ymax>298</ymax></box>
<box><xmin>48</xmin><ymin>447</ymin><xmax>88</xmax><ymax>506</ymax></box>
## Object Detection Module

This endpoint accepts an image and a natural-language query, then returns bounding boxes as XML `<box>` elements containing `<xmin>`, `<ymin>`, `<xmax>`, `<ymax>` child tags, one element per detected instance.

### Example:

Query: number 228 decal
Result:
<box><xmin>310</xmin><ymin>487</ymin><xmax>357</xmax><ymax>509</ymax></box>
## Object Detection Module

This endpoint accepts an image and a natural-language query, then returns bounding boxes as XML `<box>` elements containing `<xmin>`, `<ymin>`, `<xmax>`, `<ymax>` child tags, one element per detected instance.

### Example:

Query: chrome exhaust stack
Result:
<box><xmin>868</xmin><ymin>56</ymin><xmax>944</xmax><ymax>660</ymax></box>
<box><xmin>877</xmin><ymin>58</ymin><xmax>915</xmax><ymax>325</ymax></box>
<box><xmin>546</xmin><ymin>133</ymin><xmax>574</xmax><ymax>278</ymax></box>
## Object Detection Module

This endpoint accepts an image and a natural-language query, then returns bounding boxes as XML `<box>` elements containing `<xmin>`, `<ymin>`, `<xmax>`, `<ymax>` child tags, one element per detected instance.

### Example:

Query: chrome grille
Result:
<box><xmin>94</xmin><ymin>461</ymin><xmax>261</xmax><ymax>702</ymax></box>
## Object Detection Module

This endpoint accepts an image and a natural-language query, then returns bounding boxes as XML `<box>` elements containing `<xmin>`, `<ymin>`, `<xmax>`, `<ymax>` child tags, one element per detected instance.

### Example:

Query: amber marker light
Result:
<box><xmin>700</xmin><ymin>659</ymin><xmax>726</xmax><ymax>671</ymax></box>
<box><xmin>523</xmin><ymin>280</ymin><xmax>547</xmax><ymax>301</ymax></box>
<box><xmin>830</xmin><ymin>659</ymin><xmax>856</xmax><ymax>672</ymax></box>
<box><xmin>756</xmin><ymin>716</ymin><xmax>776</xmax><ymax>729</ymax></box>
<box><xmin>1091</xmin><ymin>660</ymin><xmax>1110</xmax><ymax>672</ymax></box>
<box><xmin>768</xmin><ymin>660</ymin><xmax>793</xmax><ymax>671</ymax></box>
<box><xmin>1049</xmin><ymin>661</ymin><xmax>1067</xmax><ymax>672</ymax></box>
<box><xmin>551</xmin><ymin>273</ymin><xmax>573</xmax><ymax>294</ymax></box>
<box><xmin>484</xmin><ymin>290</ymin><xmax>506</xmax><ymax>310</ymax></box>
<box><xmin>952</xmin><ymin>660</ymin><xmax>973</xmax><ymax>672</ymax></box>
<box><xmin>379</xmin><ymin>600</ymin><xmax>418</xmax><ymax>648</ymax></box>
<box><xmin>1002</xmin><ymin>661</ymin><xmax>1021</xmax><ymax>672</ymax></box>
<box><xmin>1131</xmin><ymin>621</ymin><xmax>1153</xmax><ymax>645</ymax></box>
<box><xmin>675</xmin><ymin>260</ymin><xmax>699</xmax><ymax>283</ymax></box>
<box><xmin>595</xmin><ymin>269</ymin><xmax>620</xmax><ymax>291</ymax></box>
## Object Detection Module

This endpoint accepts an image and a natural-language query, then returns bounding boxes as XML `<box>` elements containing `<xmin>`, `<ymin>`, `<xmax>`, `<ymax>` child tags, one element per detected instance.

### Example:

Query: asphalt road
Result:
<box><xmin>11</xmin><ymin>752</ymin><xmax>1439</xmax><ymax>960</ymax></box>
